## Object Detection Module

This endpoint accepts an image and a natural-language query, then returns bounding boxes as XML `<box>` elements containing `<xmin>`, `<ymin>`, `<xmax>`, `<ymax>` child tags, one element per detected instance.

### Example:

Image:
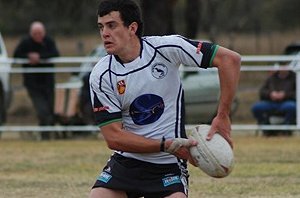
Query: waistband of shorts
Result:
<box><xmin>112</xmin><ymin>153</ymin><xmax>180</xmax><ymax>169</ymax></box>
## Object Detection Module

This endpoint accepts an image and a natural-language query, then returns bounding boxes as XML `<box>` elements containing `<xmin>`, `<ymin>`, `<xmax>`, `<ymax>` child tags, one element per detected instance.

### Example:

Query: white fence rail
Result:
<box><xmin>1</xmin><ymin>55</ymin><xmax>300</xmax><ymax>133</ymax></box>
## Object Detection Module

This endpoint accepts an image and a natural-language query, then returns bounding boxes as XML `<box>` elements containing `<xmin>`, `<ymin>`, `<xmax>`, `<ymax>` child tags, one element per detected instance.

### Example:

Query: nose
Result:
<box><xmin>100</xmin><ymin>27</ymin><xmax>109</xmax><ymax>39</ymax></box>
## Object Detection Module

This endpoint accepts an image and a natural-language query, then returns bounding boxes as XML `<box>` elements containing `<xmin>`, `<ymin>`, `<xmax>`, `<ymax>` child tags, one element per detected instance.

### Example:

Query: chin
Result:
<box><xmin>106</xmin><ymin>51</ymin><xmax>116</xmax><ymax>55</ymax></box>
<box><xmin>104</xmin><ymin>47</ymin><xmax>116</xmax><ymax>55</ymax></box>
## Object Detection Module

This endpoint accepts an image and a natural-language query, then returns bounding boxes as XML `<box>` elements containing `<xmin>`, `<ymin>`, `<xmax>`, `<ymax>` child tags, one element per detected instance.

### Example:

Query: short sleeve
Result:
<box><xmin>89</xmin><ymin>68</ymin><xmax>122</xmax><ymax>127</ymax></box>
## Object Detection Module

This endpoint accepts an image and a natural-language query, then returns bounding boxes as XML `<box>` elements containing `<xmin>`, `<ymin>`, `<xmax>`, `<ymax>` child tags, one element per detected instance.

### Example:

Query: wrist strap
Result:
<box><xmin>160</xmin><ymin>136</ymin><xmax>166</xmax><ymax>152</ymax></box>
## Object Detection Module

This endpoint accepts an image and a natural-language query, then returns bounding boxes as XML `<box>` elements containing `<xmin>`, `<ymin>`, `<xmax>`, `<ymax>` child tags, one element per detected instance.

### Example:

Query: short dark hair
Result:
<box><xmin>97</xmin><ymin>0</ymin><xmax>143</xmax><ymax>38</ymax></box>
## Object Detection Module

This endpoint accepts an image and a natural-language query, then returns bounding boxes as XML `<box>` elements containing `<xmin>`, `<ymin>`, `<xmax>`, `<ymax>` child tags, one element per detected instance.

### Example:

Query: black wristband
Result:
<box><xmin>160</xmin><ymin>136</ymin><xmax>166</xmax><ymax>152</ymax></box>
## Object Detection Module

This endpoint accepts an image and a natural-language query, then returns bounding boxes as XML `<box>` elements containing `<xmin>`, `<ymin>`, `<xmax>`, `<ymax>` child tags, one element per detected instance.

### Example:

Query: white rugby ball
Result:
<box><xmin>187</xmin><ymin>124</ymin><xmax>234</xmax><ymax>178</ymax></box>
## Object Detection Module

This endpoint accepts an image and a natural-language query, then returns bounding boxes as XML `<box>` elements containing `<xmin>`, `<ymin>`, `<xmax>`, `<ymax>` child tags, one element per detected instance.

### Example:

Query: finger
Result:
<box><xmin>206</xmin><ymin>128</ymin><xmax>233</xmax><ymax>148</ymax></box>
<box><xmin>206</xmin><ymin>127</ymin><xmax>216</xmax><ymax>141</ymax></box>
<box><xmin>174</xmin><ymin>148</ymin><xmax>190</xmax><ymax>160</ymax></box>
<box><xmin>185</xmin><ymin>139</ymin><xmax>198</xmax><ymax>147</ymax></box>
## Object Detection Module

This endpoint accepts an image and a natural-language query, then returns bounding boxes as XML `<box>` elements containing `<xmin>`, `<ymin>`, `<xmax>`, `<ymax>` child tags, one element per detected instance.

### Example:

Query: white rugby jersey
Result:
<box><xmin>90</xmin><ymin>35</ymin><xmax>219</xmax><ymax>164</ymax></box>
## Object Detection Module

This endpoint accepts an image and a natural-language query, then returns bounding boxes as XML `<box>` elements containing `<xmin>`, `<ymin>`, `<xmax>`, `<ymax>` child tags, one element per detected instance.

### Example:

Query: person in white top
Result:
<box><xmin>89</xmin><ymin>0</ymin><xmax>241</xmax><ymax>197</ymax></box>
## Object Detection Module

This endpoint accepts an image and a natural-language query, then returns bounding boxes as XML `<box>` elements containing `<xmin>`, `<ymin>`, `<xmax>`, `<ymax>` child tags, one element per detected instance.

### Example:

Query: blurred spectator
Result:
<box><xmin>13</xmin><ymin>21</ymin><xmax>60</xmax><ymax>140</ymax></box>
<box><xmin>79</xmin><ymin>72</ymin><xmax>93</xmax><ymax>125</ymax></box>
<box><xmin>251</xmin><ymin>69</ymin><xmax>296</xmax><ymax>136</ymax></box>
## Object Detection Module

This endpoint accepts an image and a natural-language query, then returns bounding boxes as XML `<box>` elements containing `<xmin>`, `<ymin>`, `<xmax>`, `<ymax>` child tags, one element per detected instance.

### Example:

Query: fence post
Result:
<box><xmin>297</xmin><ymin>68</ymin><xmax>300</xmax><ymax>128</ymax></box>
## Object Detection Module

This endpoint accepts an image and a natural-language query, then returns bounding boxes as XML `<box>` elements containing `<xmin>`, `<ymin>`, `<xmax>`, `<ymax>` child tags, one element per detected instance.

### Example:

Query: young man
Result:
<box><xmin>89</xmin><ymin>0</ymin><xmax>240</xmax><ymax>197</ymax></box>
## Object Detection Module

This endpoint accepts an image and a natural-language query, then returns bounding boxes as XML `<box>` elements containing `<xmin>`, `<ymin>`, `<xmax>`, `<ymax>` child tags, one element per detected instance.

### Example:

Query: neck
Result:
<box><xmin>118</xmin><ymin>37</ymin><xmax>141</xmax><ymax>63</ymax></box>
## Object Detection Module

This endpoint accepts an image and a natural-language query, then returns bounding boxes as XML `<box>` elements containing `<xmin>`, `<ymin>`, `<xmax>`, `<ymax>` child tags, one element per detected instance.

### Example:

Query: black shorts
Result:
<box><xmin>92</xmin><ymin>153</ymin><xmax>189</xmax><ymax>198</ymax></box>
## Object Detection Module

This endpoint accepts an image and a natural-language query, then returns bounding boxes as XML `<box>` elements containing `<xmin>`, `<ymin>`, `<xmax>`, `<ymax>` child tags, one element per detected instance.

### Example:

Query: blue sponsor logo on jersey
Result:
<box><xmin>162</xmin><ymin>175</ymin><xmax>181</xmax><ymax>187</ymax></box>
<box><xmin>152</xmin><ymin>63</ymin><xmax>168</xmax><ymax>79</ymax></box>
<box><xmin>129</xmin><ymin>94</ymin><xmax>164</xmax><ymax>125</ymax></box>
<box><xmin>97</xmin><ymin>172</ymin><xmax>112</xmax><ymax>183</ymax></box>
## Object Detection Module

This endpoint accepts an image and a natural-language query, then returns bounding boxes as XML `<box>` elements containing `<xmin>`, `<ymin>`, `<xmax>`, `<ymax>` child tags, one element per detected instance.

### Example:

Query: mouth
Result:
<box><xmin>104</xmin><ymin>41</ymin><xmax>113</xmax><ymax>47</ymax></box>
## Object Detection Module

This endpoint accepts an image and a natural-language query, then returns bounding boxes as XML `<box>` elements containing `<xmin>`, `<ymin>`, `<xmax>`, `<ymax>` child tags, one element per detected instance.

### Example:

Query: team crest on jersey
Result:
<box><xmin>117</xmin><ymin>80</ymin><xmax>126</xmax><ymax>95</ymax></box>
<box><xmin>151</xmin><ymin>63</ymin><xmax>168</xmax><ymax>79</ymax></box>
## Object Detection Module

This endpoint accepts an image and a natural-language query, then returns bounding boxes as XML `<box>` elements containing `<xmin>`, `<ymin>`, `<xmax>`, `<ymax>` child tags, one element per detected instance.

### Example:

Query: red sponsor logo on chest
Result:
<box><xmin>196</xmin><ymin>42</ymin><xmax>202</xmax><ymax>54</ymax></box>
<box><xmin>93</xmin><ymin>106</ymin><xmax>109</xmax><ymax>112</ymax></box>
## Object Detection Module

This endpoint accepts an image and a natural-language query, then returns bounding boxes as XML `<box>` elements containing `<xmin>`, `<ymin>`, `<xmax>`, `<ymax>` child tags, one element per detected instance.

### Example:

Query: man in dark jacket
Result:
<box><xmin>14</xmin><ymin>21</ymin><xmax>59</xmax><ymax>140</ymax></box>
<box><xmin>252</xmin><ymin>69</ymin><xmax>296</xmax><ymax>135</ymax></box>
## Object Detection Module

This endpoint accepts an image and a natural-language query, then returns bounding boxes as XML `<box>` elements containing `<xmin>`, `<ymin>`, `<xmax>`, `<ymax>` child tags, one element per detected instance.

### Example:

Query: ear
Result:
<box><xmin>129</xmin><ymin>22</ymin><xmax>138</xmax><ymax>36</ymax></box>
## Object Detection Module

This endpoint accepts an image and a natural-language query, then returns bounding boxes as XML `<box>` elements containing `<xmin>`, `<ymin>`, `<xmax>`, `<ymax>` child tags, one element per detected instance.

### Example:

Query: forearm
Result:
<box><xmin>101</xmin><ymin>125</ymin><xmax>197</xmax><ymax>163</ymax></box>
<box><xmin>215</xmin><ymin>47</ymin><xmax>241</xmax><ymax>116</ymax></box>
<box><xmin>206</xmin><ymin>47</ymin><xmax>240</xmax><ymax>146</ymax></box>
<box><xmin>101</xmin><ymin>123</ymin><xmax>161</xmax><ymax>153</ymax></box>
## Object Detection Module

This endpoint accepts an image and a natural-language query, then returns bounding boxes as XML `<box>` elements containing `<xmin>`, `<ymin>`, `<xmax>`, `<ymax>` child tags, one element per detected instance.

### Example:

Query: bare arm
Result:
<box><xmin>207</xmin><ymin>46</ymin><xmax>241</xmax><ymax>147</ymax></box>
<box><xmin>100</xmin><ymin>121</ymin><xmax>197</xmax><ymax>162</ymax></box>
<box><xmin>101</xmin><ymin>121</ymin><xmax>161</xmax><ymax>153</ymax></box>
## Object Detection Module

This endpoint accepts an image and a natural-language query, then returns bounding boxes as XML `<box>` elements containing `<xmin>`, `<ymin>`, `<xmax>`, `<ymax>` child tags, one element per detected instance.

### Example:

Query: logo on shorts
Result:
<box><xmin>98</xmin><ymin>172</ymin><xmax>112</xmax><ymax>183</ymax></box>
<box><xmin>151</xmin><ymin>63</ymin><xmax>168</xmax><ymax>79</ymax></box>
<box><xmin>162</xmin><ymin>175</ymin><xmax>181</xmax><ymax>187</ymax></box>
<box><xmin>104</xmin><ymin>166</ymin><xmax>111</xmax><ymax>173</ymax></box>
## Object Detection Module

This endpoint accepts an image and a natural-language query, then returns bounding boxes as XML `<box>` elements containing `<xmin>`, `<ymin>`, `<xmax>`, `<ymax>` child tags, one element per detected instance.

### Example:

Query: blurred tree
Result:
<box><xmin>201</xmin><ymin>0</ymin><xmax>220</xmax><ymax>42</ymax></box>
<box><xmin>273</xmin><ymin>0</ymin><xmax>300</xmax><ymax>30</ymax></box>
<box><xmin>0</xmin><ymin>0</ymin><xmax>99</xmax><ymax>35</ymax></box>
<box><xmin>1</xmin><ymin>0</ymin><xmax>300</xmax><ymax>37</ymax></box>
<box><xmin>185</xmin><ymin>0</ymin><xmax>200</xmax><ymax>38</ymax></box>
<box><xmin>140</xmin><ymin>0</ymin><xmax>177</xmax><ymax>36</ymax></box>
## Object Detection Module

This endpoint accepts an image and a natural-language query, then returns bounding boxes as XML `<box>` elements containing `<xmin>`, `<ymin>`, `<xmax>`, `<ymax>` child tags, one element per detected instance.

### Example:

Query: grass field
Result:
<box><xmin>1</xmin><ymin>133</ymin><xmax>300</xmax><ymax>198</ymax></box>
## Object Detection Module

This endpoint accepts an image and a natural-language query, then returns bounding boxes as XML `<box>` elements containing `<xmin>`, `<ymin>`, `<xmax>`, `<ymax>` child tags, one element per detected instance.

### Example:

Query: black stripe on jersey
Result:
<box><xmin>176</xmin><ymin>35</ymin><xmax>199</xmax><ymax>48</ymax></box>
<box><xmin>114</xmin><ymin>39</ymin><xmax>145</xmax><ymax>65</ymax></box>
<box><xmin>175</xmin><ymin>84</ymin><xmax>183</xmax><ymax>138</ymax></box>
<box><xmin>105</xmin><ymin>45</ymin><xmax>165</xmax><ymax>77</ymax></box>
<box><xmin>156</xmin><ymin>44</ymin><xmax>201</xmax><ymax>68</ymax></box>
<box><xmin>108</xmin><ymin>56</ymin><xmax>115</xmax><ymax>91</ymax></box>
<box><xmin>105</xmin><ymin>39</ymin><xmax>196</xmax><ymax>78</ymax></box>
<box><xmin>109</xmin><ymin>39</ymin><xmax>173</xmax><ymax>77</ymax></box>
<box><xmin>110</xmin><ymin>54</ymin><xmax>156</xmax><ymax>76</ymax></box>
<box><xmin>114</xmin><ymin>55</ymin><xmax>125</xmax><ymax>67</ymax></box>
<box><xmin>176</xmin><ymin>36</ymin><xmax>217</xmax><ymax>68</ymax></box>
<box><xmin>98</xmin><ymin>69</ymin><xmax>121</xmax><ymax>111</ymax></box>
<box><xmin>143</xmin><ymin>39</ymin><xmax>172</xmax><ymax>63</ymax></box>
<box><xmin>199</xmin><ymin>42</ymin><xmax>217</xmax><ymax>68</ymax></box>
<box><xmin>180</xmin><ymin>90</ymin><xmax>187</xmax><ymax>139</ymax></box>
<box><xmin>92</xmin><ymin>90</ymin><xmax>122</xmax><ymax>126</ymax></box>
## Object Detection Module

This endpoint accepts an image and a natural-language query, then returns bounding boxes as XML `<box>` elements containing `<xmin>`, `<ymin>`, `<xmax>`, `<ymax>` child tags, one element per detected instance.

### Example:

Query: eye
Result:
<box><xmin>107</xmin><ymin>23</ymin><xmax>116</xmax><ymax>29</ymax></box>
<box><xmin>97</xmin><ymin>22</ymin><xmax>103</xmax><ymax>29</ymax></box>
<box><xmin>98</xmin><ymin>24</ymin><xmax>104</xmax><ymax>31</ymax></box>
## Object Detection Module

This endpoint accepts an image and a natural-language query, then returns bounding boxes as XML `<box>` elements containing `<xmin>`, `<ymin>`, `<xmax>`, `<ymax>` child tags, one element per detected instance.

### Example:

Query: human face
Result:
<box><xmin>97</xmin><ymin>11</ymin><xmax>133</xmax><ymax>55</ymax></box>
<box><xmin>30</xmin><ymin>22</ymin><xmax>46</xmax><ymax>43</ymax></box>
